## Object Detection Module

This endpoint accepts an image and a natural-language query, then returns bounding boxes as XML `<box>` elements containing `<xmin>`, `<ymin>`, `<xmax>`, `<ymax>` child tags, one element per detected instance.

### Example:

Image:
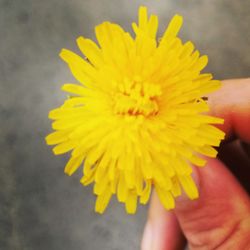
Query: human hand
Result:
<box><xmin>141</xmin><ymin>79</ymin><xmax>250</xmax><ymax>250</ymax></box>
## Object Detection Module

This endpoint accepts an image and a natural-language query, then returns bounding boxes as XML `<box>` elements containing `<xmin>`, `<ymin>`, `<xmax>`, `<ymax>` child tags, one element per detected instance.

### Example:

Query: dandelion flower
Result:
<box><xmin>46</xmin><ymin>6</ymin><xmax>225</xmax><ymax>214</ymax></box>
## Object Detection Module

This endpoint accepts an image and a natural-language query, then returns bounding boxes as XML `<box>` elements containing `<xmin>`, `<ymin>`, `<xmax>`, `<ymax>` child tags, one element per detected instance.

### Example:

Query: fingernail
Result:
<box><xmin>141</xmin><ymin>221</ymin><xmax>153</xmax><ymax>250</ymax></box>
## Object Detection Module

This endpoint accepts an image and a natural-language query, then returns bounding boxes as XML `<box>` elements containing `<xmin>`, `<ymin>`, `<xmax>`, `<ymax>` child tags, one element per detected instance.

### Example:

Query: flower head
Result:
<box><xmin>46</xmin><ymin>6</ymin><xmax>225</xmax><ymax>214</ymax></box>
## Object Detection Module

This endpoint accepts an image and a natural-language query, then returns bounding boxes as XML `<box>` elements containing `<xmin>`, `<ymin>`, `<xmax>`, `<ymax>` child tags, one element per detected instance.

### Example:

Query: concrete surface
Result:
<box><xmin>0</xmin><ymin>0</ymin><xmax>249</xmax><ymax>249</ymax></box>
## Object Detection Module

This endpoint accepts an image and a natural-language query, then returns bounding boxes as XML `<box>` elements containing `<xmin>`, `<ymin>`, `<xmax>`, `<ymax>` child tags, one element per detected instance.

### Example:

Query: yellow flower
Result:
<box><xmin>46</xmin><ymin>6</ymin><xmax>225</xmax><ymax>214</ymax></box>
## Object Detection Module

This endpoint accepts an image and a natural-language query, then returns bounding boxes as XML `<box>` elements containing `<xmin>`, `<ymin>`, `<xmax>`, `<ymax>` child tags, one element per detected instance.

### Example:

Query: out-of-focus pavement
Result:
<box><xmin>0</xmin><ymin>0</ymin><xmax>249</xmax><ymax>249</ymax></box>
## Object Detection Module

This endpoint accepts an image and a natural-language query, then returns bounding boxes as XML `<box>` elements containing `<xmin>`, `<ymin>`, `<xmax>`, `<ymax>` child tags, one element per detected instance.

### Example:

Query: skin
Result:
<box><xmin>141</xmin><ymin>79</ymin><xmax>250</xmax><ymax>250</ymax></box>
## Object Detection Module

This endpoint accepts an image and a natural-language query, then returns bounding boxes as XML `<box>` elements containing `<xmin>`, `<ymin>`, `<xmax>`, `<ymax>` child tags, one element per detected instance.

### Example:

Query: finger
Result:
<box><xmin>208</xmin><ymin>78</ymin><xmax>250</xmax><ymax>142</ymax></box>
<box><xmin>141</xmin><ymin>191</ymin><xmax>186</xmax><ymax>250</ymax></box>
<box><xmin>174</xmin><ymin>158</ymin><xmax>250</xmax><ymax>249</ymax></box>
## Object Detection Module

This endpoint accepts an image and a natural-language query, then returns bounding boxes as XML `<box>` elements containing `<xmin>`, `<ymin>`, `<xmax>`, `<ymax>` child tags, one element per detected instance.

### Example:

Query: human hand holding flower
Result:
<box><xmin>141</xmin><ymin>78</ymin><xmax>250</xmax><ymax>250</ymax></box>
<box><xmin>45</xmin><ymin>5</ymin><xmax>249</xmax><ymax>249</ymax></box>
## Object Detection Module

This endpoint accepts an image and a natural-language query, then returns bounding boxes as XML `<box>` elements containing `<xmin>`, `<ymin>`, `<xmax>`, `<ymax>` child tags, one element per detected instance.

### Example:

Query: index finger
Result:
<box><xmin>208</xmin><ymin>78</ymin><xmax>250</xmax><ymax>143</ymax></box>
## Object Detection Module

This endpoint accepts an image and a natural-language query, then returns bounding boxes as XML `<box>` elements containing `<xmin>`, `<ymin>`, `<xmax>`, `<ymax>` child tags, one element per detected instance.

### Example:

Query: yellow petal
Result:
<box><xmin>64</xmin><ymin>155</ymin><xmax>84</xmax><ymax>176</ymax></box>
<box><xmin>140</xmin><ymin>180</ymin><xmax>152</xmax><ymax>204</ymax></box>
<box><xmin>45</xmin><ymin>130</ymin><xmax>69</xmax><ymax>145</ymax></box>
<box><xmin>178</xmin><ymin>174</ymin><xmax>199</xmax><ymax>199</ymax></box>
<box><xmin>61</xmin><ymin>83</ymin><xmax>89</xmax><ymax>96</ymax></box>
<box><xmin>160</xmin><ymin>15</ymin><xmax>183</xmax><ymax>45</ymax></box>
<box><xmin>77</xmin><ymin>36</ymin><xmax>103</xmax><ymax>67</ymax></box>
<box><xmin>138</xmin><ymin>6</ymin><xmax>148</xmax><ymax>30</ymax></box>
<box><xmin>125</xmin><ymin>191</ymin><xmax>137</xmax><ymax>214</ymax></box>
<box><xmin>60</xmin><ymin>49</ymin><xmax>96</xmax><ymax>86</ymax></box>
<box><xmin>117</xmin><ymin>174</ymin><xmax>128</xmax><ymax>202</ymax></box>
<box><xmin>155</xmin><ymin>186</ymin><xmax>175</xmax><ymax>210</ymax></box>
<box><xmin>171</xmin><ymin>176</ymin><xmax>182</xmax><ymax>197</ymax></box>
<box><xmin>53</xmin><ymin>140</ymin><xmax>78</xmax><ymax>155</ymax></box>
<box><xmin>95</xmin><ymin>186</ymin><xmax>112</xmax><ymax>214</ymax></box>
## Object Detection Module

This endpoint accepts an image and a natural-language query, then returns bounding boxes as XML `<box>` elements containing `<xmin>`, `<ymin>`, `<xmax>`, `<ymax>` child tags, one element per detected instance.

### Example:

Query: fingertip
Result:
<box><xmin>141</xmin><ymin>191</ymin><xmax>186</xmax><ymax>250</ymax></box>
<box><xmin>208</xmin><ymin>78</ymin><xmax>250</xmax><ymax>143</ymax></box>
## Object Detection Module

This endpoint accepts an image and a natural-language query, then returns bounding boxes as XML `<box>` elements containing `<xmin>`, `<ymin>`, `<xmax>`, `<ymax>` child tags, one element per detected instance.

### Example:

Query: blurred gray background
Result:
<box><xmin>1</xmin><ymin>0</ymin><xmax>249</xmax><ymax>249</ymax></box>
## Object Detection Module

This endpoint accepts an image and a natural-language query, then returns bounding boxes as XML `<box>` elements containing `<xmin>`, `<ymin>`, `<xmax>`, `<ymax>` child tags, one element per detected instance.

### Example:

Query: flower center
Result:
<box><xmin>113</xmin><ymin>78</ymin><xmax>161</xmax><ymax>117</ymax></box>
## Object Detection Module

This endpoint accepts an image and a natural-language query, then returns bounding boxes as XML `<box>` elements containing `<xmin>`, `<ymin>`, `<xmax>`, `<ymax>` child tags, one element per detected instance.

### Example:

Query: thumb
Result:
<box><xmin>174</xmin><ymin>158</ymin><xmax>250</xmax><ymax>249</ymax></box>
